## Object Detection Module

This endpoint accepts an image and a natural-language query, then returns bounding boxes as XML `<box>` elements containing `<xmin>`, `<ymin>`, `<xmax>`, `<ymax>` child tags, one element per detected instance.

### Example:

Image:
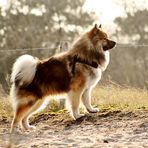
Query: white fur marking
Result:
<box><xmin>101</xmin><ymin>51</ymin><xmax>110</xmax><ymax>71</ymax></box>
<box><xmin>11</xmin><ymin>54</ymin><xmax>38</xmax><ymax>86</ymax></box>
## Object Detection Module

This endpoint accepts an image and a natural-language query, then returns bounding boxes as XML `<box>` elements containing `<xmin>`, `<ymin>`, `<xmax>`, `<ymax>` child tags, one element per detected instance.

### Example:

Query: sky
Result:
<box><xmin>0</xmin><ymin>0</ymin><xmax>7</xmax><ymax>7</ymax></box>
<box><xmin>84</xmin><ymin>0</ymin><xmax>125</xmax><ymax>24</ymax></box>
<box><xmin>84</xmin><ymin>0</ymin><xmax>148</xmax><ymax>22</ymax></box>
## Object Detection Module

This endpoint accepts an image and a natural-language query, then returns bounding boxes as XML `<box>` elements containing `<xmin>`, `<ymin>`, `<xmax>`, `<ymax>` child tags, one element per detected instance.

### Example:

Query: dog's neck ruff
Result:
<box><xmin>71</xmin><ymin>51</ymin><xmax>109</xmax><ymax>75</ymax></box>
<box><xmin>71</xmin><ymin>55</ymin><xmax>98</xmax><ymax>74</ymax></box>
<box><xmin>69</xmin><ymin>35</ymin><xmax>107</xmax><ymax>74</ymax></box>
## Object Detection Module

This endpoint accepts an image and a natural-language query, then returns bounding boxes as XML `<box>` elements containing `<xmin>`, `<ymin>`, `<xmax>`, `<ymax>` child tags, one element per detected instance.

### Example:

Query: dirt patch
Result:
<box><xmin>0</xmin><ymin>110</ymin><xmax>148</xmax><ymax>148</ymax></box>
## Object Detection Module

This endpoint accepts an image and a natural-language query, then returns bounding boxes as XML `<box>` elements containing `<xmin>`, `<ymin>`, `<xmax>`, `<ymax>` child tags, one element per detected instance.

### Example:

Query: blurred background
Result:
<box><xmin>0</xmin><ymin>0</ymin><xmax>148</xmax><ymax>94</ymax></box>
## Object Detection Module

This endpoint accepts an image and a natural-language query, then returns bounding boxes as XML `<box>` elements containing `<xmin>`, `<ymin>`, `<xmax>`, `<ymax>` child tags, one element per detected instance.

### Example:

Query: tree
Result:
<box><xmin>114</xmin><ymin>9</ymin><xmax>148</xmax><ymax>44</ymax></box>
<box><xmin>0</xmin><ymin>0</ymin><xmax>95</xmax><ymax>50</ymax></box>
<box><xmin>0</xmin><ymin>0</ymin><xmax>96</xmax><ymax>93</ymax></box>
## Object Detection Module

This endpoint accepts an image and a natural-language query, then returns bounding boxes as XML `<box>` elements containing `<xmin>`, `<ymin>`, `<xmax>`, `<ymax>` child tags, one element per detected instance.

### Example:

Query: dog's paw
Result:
<box><xmin>23</xmin><ymin>125</ymin><xmax>36</xmax><ymax>131</ymax></box>
<box><xmin>87</xmin><ymin>107</ymin><xmax>99</xmax><ymax>113</ymax></box>
<box><xmin>27</xmin><ymin>125</ymin><xmax>36</xmax><ymax>130</ymax></box>
<box><xmin>73</xmin><ymin>113</ymin><xmax>85</xmax><ymax>120</ymax></box>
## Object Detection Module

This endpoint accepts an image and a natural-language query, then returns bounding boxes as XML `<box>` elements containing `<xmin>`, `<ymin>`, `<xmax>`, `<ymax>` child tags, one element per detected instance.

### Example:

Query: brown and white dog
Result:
<box><xmin>10</xmin><ymin>24</ymin><xmax>116</xmax><ymax>133</ymax></box>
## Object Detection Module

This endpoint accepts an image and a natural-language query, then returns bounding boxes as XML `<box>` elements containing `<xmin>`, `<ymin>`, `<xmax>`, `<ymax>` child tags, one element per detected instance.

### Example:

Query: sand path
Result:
<box><xmin>0</xmin><ymin>110</ymin><xmax>148</xmax><ymax>148</ymax></box>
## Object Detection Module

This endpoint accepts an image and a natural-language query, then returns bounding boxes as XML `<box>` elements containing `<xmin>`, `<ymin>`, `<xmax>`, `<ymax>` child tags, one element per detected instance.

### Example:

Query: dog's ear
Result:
<box><xmin>99</xmin><ymin>24</ymin><xmax>102</xmax><ymax>28</ymax></box>
<box><xmin>94</xmin><ymin>24</ymin><xmax>98</xmax><ymax>28</ymax></box>
<box><xmin>93</xmin><ymin>24</ymin><xmax>98</xmax><ymax>35</ymax></box>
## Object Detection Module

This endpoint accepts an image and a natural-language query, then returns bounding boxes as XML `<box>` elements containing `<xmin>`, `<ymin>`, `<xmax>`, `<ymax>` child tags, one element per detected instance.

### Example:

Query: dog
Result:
<box><xmin>10</xmin><ymin>24</ymin><xmax>116</xmax><ymax>133</ymax></box>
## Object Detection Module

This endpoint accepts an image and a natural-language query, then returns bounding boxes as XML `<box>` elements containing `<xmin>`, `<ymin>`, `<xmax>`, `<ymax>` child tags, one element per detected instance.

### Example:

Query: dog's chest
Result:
<box><xmin>88</xmin><ymin>68</ymin><xmax>102</xmax><ymax>87</ymax></box>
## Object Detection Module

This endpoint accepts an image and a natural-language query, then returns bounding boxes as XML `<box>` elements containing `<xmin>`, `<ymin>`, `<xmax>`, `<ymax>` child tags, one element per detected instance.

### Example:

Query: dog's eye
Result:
<box><xmin>101</xmin><ymin>39</ymin><xmax>106</xmax><ymax>42</ymax></box>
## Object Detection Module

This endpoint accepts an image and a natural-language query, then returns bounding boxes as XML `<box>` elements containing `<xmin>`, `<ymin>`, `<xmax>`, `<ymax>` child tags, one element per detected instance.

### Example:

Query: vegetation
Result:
<box><xmin>0</xmin><ymin>83</ymin><xmax>147</xmax><ymax>121</ymax></box>
<box><xmin>92</xmin><ymin>83</ymin><xmax>148</xmax><ymax>111</ymax></box>
<box><xmin>114</xmin><ymin>9</ymin><xmax>148</xmax><ymax>44</ymax></box>
<box><xmin>0</xmin><ymin>0</ymin><xmax>95</xmax><ymax>50</ymax></box>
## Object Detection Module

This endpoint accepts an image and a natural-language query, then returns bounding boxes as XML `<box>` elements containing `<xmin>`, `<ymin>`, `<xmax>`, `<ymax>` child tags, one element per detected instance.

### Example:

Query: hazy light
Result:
<box><xmin>84</xmin><ymin>0</ymin><xmax>148</xmax><ymax>25</ymax></box>
<box><xmin>0</xmin><ymin>0</ymin><xmax>7</xmax><ymax>7</ymax></box>
<box><xmin>83</xmin><ymin>0</ymin><xmax>125</xmax><ymax>24</ymax></box>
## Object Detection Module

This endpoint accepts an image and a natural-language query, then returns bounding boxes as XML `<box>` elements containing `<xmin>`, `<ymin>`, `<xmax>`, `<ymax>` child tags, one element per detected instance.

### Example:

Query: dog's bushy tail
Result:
<box><xmin>11</xmin><ymin>54</ymin><xmax>38</xmax><ymax>87</ymax></box>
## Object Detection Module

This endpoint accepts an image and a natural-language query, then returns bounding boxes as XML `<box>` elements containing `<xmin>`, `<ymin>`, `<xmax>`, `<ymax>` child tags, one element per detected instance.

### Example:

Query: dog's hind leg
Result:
<box><xmin>68</xmin><ymin>89</ymin><xmax>84</xmax><ymax>119</ymax></box>
<box><xmin>21</xmin><ymin>98</ymin><xmax>45</xmax><ymax>130</ymax></box>
<box><xmin>10</xmin><ymin>98</ymin><xmax>37</xmax><ymax>134</ymax></box>
<box><xmin>81</xmin><ymin>88</ymin><xmax>99</xmax><ymax>113</ymax></box>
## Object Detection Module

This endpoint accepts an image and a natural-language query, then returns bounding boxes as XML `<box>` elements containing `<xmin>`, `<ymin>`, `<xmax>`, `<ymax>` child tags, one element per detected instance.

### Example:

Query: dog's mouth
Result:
<box><xmin>103</xmin><ymin>40</ymin><xmax>116</xmax><ymax>51</ymax></box>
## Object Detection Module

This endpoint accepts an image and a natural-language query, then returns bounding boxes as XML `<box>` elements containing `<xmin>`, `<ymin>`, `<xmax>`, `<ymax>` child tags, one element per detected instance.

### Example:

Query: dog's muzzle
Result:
<box><xmin>103</xmin><ymin>39</ymin><xmax>116</xmax><ymax>51</ymax></box>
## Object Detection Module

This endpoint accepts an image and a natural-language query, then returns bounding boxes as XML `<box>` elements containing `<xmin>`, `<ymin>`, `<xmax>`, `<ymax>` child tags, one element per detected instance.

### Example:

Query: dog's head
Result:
<box><xmin>88</xmin><ymin>24</ymin><xmax>116</xmax><ymax>51</ymax></box>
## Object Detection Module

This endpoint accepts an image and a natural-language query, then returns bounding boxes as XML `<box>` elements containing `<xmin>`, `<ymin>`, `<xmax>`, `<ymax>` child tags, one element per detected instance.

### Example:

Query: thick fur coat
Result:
<box><xmin>10</xmin><ymin>24</ymin><xmax>116</xmax><ymax>133</ymax></box>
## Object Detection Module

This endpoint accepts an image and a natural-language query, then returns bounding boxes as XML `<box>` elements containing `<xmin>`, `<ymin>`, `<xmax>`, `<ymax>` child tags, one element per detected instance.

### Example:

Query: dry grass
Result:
<box><xmin>0</xmin><ymin>83</ymin><xmax>148</xmax><ymax>120</ymax></box>
<box><xmin>0</xmin><ymin>96</ymin><xmax>13</xmax><ymax>120</ymax></box>
<box><xmin>92</xmin><ymin>83</ymin><xmax>148</xmax><ymax>111</ymax></box>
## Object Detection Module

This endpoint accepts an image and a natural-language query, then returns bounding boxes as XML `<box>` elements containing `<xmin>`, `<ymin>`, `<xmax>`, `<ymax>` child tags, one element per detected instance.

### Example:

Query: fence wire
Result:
<box><xmin>0</xmin><ymin>43</ymin><xmax>147</xmax><ymax>91</ymax></box>
<box><xmin>0</xmin><ymin>43</ymin><xmax>148</xmax><ymax>52</ymax></box>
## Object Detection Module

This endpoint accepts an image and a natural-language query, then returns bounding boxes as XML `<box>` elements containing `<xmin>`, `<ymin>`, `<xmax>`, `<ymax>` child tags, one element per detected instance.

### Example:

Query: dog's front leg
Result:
<box><xmin>68</xmin><ymin>90</ymin><xmax>84</xmax><ymax>119</ymax></box>
<box><xmin>81</xmin><ymin>88</ymin><xmax>99</xmax><ymax>113</ymax></box>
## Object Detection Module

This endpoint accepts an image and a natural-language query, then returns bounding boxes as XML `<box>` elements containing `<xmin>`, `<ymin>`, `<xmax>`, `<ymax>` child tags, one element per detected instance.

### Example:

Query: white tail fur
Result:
<box><xmin>11</xmin><ymin>54</ymin><xmax>38</xmax><ymax>87</ymax></box>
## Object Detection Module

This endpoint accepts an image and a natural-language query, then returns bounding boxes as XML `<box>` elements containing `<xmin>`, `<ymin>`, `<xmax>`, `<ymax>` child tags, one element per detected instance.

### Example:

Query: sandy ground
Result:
<box><xmin>0</xmin><ymin>110</ymin><xmax>148</xmax><ymax>148</ymax></box>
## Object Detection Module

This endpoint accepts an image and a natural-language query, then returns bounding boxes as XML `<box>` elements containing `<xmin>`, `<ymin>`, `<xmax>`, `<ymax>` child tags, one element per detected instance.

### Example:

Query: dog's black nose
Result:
<box><xmin>110</xmin><ymin>41</ymin><xmax>116</xmax><ymax>48</ymax></box>
<box><xmin>112</xmin><ymin>41</ymin><xmax>116</xmax><ymax>46</ymax></box>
